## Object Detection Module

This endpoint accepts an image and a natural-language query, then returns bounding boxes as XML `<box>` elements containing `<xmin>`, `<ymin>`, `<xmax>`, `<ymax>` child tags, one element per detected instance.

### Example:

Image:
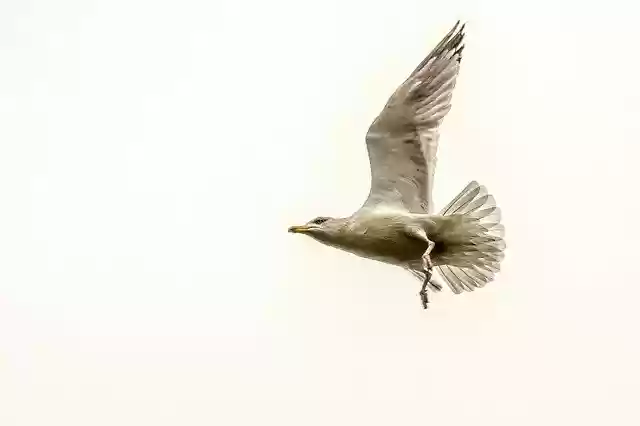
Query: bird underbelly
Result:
<box><xmin>338</xmin><ymin>233</ymin><xmax>428</xmax><ymax>265</ymax></box>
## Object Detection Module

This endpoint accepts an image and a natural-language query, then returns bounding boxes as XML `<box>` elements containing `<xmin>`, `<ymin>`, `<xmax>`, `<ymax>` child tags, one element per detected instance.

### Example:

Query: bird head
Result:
<box><xmin>287</xmin><ymin>216</ymin><xmax>345</xmax><ymax>243</ymax></box>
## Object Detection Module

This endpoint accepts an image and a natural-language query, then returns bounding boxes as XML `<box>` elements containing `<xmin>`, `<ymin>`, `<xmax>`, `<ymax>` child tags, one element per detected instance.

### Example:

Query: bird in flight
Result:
<box><xmin>288</xmin><ymin>21</ymin><xmax>505</xmax><ymax>309</ymax></box>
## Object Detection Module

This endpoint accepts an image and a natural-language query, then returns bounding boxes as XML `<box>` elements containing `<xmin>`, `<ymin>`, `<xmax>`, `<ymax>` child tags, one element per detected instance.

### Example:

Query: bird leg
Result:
<box><xmin>405</xmin><ymin>226</ymin><xmax>435</xmax><ymax>309</ymax></box>
<box><xmin>420</xmin><ymin>240</ymin><xmax>435</xmax><ymax>309</ymax></box>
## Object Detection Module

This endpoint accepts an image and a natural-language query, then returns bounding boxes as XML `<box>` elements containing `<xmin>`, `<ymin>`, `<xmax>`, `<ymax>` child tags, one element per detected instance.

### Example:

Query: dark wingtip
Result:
<box><xmin>407</xmin><ymin>19</ymin><xmax>468</xmax><ymax>78</ymax></box>
<box><xmin>451</xmin><ymin>21</ymin><xmax>467</xmax><ymax>62</ymax></box>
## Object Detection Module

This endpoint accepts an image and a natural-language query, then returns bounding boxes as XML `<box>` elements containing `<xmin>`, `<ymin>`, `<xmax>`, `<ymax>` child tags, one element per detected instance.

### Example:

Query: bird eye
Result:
<box><xmin>310</xmin><ymin>217</ymin><xmax>329</xmax><ymax>225</ymax></box>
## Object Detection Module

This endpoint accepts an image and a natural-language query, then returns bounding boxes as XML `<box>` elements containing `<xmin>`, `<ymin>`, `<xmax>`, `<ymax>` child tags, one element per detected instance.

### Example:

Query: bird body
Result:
<box><xmin>288</xmin><ymin>22</ymin><xmax>506</xmax><ymax>308</ymax></box>
<box><xmin>298</xmin><ymin>210</ymin><xmax>434</xmax><ymax>265</ymax></box>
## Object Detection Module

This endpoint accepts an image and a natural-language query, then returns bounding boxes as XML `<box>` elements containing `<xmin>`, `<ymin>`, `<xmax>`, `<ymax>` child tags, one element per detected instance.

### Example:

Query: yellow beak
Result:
<box><xmin>288</xmin><ymin>225</ymin><xmax>311</xmax><ymax>233</ymax></box>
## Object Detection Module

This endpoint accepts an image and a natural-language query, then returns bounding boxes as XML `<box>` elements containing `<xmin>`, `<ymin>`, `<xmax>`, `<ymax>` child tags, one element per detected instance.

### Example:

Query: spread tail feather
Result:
<box><xmin>434</xmin><ymin>181</ymin><xmax>506</xmax><ymax>294</ymax></box>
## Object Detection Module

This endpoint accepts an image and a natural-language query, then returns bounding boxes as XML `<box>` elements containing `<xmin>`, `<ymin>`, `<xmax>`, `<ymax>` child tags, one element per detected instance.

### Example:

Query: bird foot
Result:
<box><xmin>420</xmin><ymin>287</ymin><xmax>429</xmax><ymax>309</ymax></box>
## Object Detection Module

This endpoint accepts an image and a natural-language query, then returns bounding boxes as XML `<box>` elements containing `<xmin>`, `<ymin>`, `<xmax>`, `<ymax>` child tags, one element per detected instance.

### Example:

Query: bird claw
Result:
<box><xmin>420</xmin><ymin>288</ymin><xmax>429</xmax><ymax>309</ymax></box>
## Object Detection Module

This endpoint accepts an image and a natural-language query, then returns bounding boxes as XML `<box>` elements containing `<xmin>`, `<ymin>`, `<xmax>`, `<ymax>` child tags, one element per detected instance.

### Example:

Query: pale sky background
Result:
<box><xmin>1</xmin><ymin>0</ymin><xmax>639</xmax><ymax>425</ymax></box>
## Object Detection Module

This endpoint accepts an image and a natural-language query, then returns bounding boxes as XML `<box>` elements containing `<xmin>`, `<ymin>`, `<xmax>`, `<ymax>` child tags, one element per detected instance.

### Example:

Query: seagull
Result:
<box><xmin>288</xmin><ymin>21</ymin><xmax>505</xmax><ymax>309</ymax></box>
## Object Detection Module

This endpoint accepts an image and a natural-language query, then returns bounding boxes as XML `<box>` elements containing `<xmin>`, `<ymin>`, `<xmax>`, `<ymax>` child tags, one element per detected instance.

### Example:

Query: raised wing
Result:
<box><xmin>360</xmin><ymin>21</ymin><xmax>466</xmax><ymax>213</ymax></box>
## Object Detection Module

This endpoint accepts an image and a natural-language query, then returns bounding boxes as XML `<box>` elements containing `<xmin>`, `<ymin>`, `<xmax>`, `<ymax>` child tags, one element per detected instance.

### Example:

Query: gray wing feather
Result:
<box><xmin>360</xmin><ymin>22</ymin><xmax>466</xmax><ymax>214</ymax></box>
